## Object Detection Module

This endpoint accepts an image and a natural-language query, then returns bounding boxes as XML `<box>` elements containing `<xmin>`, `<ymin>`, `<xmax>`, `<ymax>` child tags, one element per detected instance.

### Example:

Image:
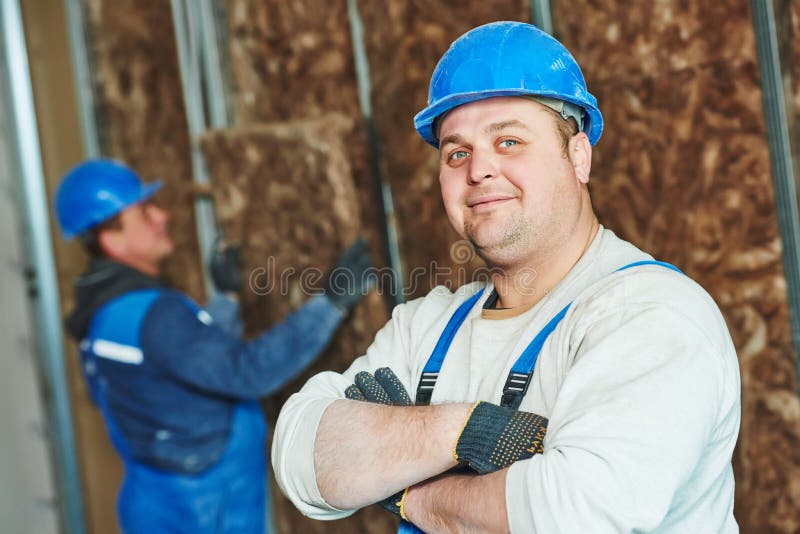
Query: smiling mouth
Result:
<box><xmin>467</xmin><ymin>197</ymin><xmax>514</xmax><ymax>209</ymax></box>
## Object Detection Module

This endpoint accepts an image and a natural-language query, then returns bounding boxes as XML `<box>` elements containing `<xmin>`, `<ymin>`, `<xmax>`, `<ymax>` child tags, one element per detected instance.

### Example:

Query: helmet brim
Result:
<box><xmin>139</xmin><ymin>180</ymin><xmax>162</xmax><ymax>203</ymax></box>
<box><xmin>414</xmin><ymin>90</ymin><xmax>603</xmax><ymax>148</ymax></box>
<box><xmin>60</xmin><ymin>180</ymin><xmax>163</xmax><ymax>240</ymax></box>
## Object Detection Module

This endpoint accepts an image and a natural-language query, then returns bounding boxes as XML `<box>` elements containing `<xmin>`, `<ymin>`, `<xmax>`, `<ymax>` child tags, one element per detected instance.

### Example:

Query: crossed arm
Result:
<box><xmin>274</xmin><ymin>282</ymin><xmax>734</xmax><ymax>533</ymax></box>
<box><xmin>314</xmin><ymin>399</ymin><xmax>511</xmax><ymax>533</ymax></box>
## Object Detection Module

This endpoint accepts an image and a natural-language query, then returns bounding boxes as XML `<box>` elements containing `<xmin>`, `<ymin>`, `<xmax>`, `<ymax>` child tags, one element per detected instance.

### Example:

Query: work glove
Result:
<box><xmin>323</xmin><ymin>238</ymin><xmax>373</xmax><ymax>313</ymax></box>
<box><xmin>344</xmin><ymin>367</ymin><xmax>412</xmax><ymax>406</ymax></box>
<box><xmin>344</xmin><ymin>367</ymin><xmax>412</xmax><ymax>518</ymax></box>
<box><xmin>209</xmin><ymin>238</ymin><xmax>242</xmax><ymax>293</ymax></box>
<box><xmin>454</xmin><ymin>401</ymin><xmax>548</xmax><ymax>475</ymax></box>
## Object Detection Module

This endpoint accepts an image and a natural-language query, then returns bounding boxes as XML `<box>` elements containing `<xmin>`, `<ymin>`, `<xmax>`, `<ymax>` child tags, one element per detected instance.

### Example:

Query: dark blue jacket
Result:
<box><xmin>67</xmin><ymin>259</ymin><xmax>344</xmax><ymax>474</ymax></box>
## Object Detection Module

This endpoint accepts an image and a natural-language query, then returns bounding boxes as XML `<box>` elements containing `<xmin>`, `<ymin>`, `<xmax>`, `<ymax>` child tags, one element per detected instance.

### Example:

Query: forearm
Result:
<box><xmin>314</xmin><ymin>399</ymin><xmax>471</xmax><ymax>509</ymax></box>
<box><xmin>241</xmin><ymin>295</ymin><xmax>344</xmax><ymax>395</ymax></box>
<box><xmin>204</xmin><ymin>293</ymin><xmax>241</xmax><ymax>336</ymax></box>
<box><xmin>144</xmin><ymin>294</ymin><xmax>344</xmax><ymax>397</ymax></box>
<box><xmin>405</xmin><ymin>469</ymin><xmax>509</xmax><ymax>534</ymax></box>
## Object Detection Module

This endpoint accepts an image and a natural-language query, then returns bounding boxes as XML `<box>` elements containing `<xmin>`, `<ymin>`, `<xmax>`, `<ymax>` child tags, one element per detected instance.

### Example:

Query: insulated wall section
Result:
<box><xmin>223</xmin><ymin>0</ymin><xmax>386</xmax><ymax>289</ymax></box>
<box><xmin>360</xmin><ymin>1</ymin><xmax>531</xmax><ymax>298</ymax></box>
<box><xmin>82</xmin><ymin>0</ymin><xmax>204</xmax><ymax>300</ymax></box>
<box><xmin>554</xmin><ymin>2</ymin><xmax>798</xmax><ymax>532</ymax></box>
<box><xmin>200</xmin><ymin>117</ymin><xmax>394</xmax><ymax>534</ymax></box>
<box><xmin>213</xmin><ymin>2</ymin><xmax>392</xmax><ymax>531</ymax></box>
<box><xmin>71</xmin><ymin>2</ymin><xmax>202</xmax><ymax>532</ymax></box>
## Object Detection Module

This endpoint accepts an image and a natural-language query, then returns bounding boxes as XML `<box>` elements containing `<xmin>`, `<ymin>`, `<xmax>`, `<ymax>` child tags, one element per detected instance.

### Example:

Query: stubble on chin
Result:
<box><xmin>464</xmin><ymin>212</ymin><xmax>536</xmax><ymax>268</ymax></box>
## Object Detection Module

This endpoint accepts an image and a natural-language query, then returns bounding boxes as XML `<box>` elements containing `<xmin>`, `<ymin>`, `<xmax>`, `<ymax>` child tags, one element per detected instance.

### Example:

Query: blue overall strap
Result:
<box><xmin>415</xmin><ymin>288</ymin><xmax>486</xmax><ymax>406</ymax></box>
<box><xmin>499</xmin><ymin>259</ymin><xmax>682</xmax><ymax>409</ymax></box>
<box><xmin>616</xmin><ymin>260</ymin><xmax>683</xmax><ymax>275</ymax></box>
<box><xmin>398</xmin><ymin>520</ymin><xmax>425</xmax><ymax>533</ymax></box>
<box><xmin>500</xmin><ymin>302</ymin><xmax>572</xmax><ymax>408</ymax></box>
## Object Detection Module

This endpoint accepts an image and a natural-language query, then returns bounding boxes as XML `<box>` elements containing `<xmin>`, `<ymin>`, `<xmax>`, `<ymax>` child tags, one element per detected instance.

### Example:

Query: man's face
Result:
<box><xmin>438</xmin><ymin>97</ymin><xmax>589</xmax><ymax>267</ymax></box>
<box><xmin>107</xmin><ymin>201</ymin><xmax>174</xmax><ymax>272</ymax></box>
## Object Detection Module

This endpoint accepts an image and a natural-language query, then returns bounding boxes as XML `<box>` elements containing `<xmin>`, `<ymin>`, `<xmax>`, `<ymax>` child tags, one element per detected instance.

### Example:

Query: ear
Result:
<box><xmin>568</xmin><ymin>132</ymin><xmax>592</xmax><ymax>184</ymax></box>
<box><xmin>97</xmin><ymin>228</ymin><xmax>125</xmax><ymax>258</ymax></box>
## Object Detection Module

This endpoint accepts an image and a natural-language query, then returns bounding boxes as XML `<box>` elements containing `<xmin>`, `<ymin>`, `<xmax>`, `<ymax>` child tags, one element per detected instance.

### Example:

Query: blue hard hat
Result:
<box><xmin>54</xmin><ymin>159</ymin><xmax>162</xmax><ymax>239</ymax></box>
<box><xmin>414</xmin><ymin>21</ymin><xmax>603</xmax><ymax>147</ymax></box>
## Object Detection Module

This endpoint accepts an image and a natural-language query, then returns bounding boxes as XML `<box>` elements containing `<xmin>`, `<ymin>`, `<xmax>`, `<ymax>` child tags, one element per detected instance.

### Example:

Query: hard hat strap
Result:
<box><xmin>527</xmin><ymin>96</ymin><xmax>585</xmax><ymax>132</ymax></box>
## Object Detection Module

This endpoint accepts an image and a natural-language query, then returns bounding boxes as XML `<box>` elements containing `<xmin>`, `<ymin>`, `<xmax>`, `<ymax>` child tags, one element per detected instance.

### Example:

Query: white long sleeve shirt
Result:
<box><xmin>272</xmin><ymin>227</ymin><xmax>740</xmax><ymax>533</ymax></box>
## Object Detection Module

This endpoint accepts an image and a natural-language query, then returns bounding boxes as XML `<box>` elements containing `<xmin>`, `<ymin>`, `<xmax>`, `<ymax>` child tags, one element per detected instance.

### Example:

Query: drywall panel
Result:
<box><xmin>201</xmin><ymin>115</ymin><xmax>394</xmax><ymax>533</ymax></box>
<box><xmin>555</xmin><ymin>2</ymin><xmax>799</xmax><ymax>532</ymax></box>
<box><xmin>21</xmin><ymin>0</ymin><xmax>114</xmax><ymax>531</ymax></box>
<box><xmin>0</xmin><ymin>158</ymin><xmax>61</xmax><ymax>534</ymax></box>
<box><xmin>360</xmin><ymin>0</ymin><xmax>531</xmax><ymax>298</ymax></box>
<box><xmin>0</xmin><ymin>39</ymin><xmax>59</xmax><ymax>533</ymax></box>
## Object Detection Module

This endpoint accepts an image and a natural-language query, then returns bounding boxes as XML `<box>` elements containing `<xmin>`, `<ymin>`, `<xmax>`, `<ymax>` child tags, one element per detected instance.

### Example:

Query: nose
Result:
<box><xmin>467</xmin><ymin>148</ymin><xmax>498</xmax><ymax>184</ymax></box>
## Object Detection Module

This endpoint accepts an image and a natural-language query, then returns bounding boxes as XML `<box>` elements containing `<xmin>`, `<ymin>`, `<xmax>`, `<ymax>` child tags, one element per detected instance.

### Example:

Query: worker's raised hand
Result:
<box><xmin>209</xmin><ymin>238</ymin><xmax>242</xmax><ymax>293</ymax></box>
<box><xmin>323</xmin><ymin>238</ymin><xmax>374</xmax><ymax>313</ymax></box>
<box><xmin>344</xmin><ymin>367</ymin><xmax>412</xmax><ymax>518</ymax></box>
<box><xmin>344</xmin><ymin>367</ymin><xmax>412</xmax><ymax>406</ymax></box>
<box><xmin>454</xmin><ymin>401</ymin><xmax>548</xmax><ymax>475</ymax></box>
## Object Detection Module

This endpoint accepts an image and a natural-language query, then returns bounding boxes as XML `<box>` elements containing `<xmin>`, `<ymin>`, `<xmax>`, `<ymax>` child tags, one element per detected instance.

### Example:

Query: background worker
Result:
<box><xmin>54</xmin><ymin>158</ymin><xmax>372</xmax><ymax>533</ymax></box>
<box><xmin>272</xmin><ymin>21</ymin><xmax>740</xmax><ymax>533</ymax></box>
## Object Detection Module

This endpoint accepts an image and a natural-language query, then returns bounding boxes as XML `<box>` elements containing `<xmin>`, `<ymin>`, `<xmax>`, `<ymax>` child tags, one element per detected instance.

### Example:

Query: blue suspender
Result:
<box><xmin>398</xmin><ymin>521</ymin><xmax>425</xmax><ymax>534</ymax></box>
<box><xmin>403</xmin><ymin>292</ymin><xmax>486</xmax><ymax>534</ymax></box>
<box><xmin>500</xmin><ymin>302</ymin><xmax>572</xmax><ymax>408</ymax></box>
<box><xmin>414</xmin><ymin>260</ymin><xmax>683</xmax><ymax>408</ymax></box>
<box><xmin>404</xmin><ymin>260</ymin><xmax>682</xmax><ymax>533</ymax></box>
<box><xmin>616</xmin><ymin>260</ymin><xmax>682</xmax><ymax>274</ymax></box>
<box><xmin>415</xmin><ymin>288</ymin><xmax>485</xmax><ymax>405</ymax></box>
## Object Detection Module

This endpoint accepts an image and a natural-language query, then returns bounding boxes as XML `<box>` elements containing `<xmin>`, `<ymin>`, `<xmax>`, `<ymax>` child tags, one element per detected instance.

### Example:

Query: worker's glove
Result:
<box><xmin>344</xmin><ymin>367</ymin><xmax>412</xmax><ymax>406</ymax></box>
<box><xmin>323</xmin><ymin>238</ymin><xmax>373</xmax><ymax>313</ymax></box>
<box><xmin>454</xmin><ymin>401</ymin><xmax>548</xmax><ymax>475</ymax></box>
<box><xmin>344</xmin><ymin>367</ymin><xmax>412</xmax><ymax>518</ymax></box>
<box><xmin>209</xmin><ymin>238</ymin><xmax>242</xmax><ymax>293</ymax></box>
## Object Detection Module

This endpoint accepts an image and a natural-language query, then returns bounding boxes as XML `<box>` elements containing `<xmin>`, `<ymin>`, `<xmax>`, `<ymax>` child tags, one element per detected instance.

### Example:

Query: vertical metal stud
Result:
<box><xmin>64</xmin><ymin>0</ymin><xmax>99</xmax><ymax>157</ymax></box>
<box><xmin>197</xmin><ymin>0</ymin><xmax>232</xmax><ymax>128</ymax></box>
<box><xmin>752</xmin><ymin>0</ymin><xmax>800</xmax><ymax>365</ymax></box>
<box><xmin>170</xmin><ymin>0</ymin><xmax>220</xmax><ymax>298</ymax></box>
<box><xmin>530</xmin><ymin>0</ymin><xmax>554</xmax><ymax>35</ymax></box>
<box><xmin>347</xmin><ymin>0</ymin><xmax>406</xmax><ymax>305</ymax></box>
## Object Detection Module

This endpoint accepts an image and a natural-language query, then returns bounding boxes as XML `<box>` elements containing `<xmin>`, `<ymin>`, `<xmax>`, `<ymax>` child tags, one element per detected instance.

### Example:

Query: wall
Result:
<box><xmin>82</xmin><ymin>0</ymin><xmax>204</xmax><ymax>300</ymax></box>
<box><xmin>0</xmin><ymin>16</ymin><xmax>59</xmax><ymax>530</ymax></box>
<box><xmin>221</xmin><ymin>0</ymin><xmax>388</xmax><ymax>292</ymax></box>
<box><xmin>209</xmin><ymin>2</ymin><xmax>393</xmax><ymax>530</ymax></box>
<box><xmin>25</xmin><ymin>0</ymin><xmax>207</xmax><ymax>531</ymax></box>
<box><xmin>360</xmin><ymin>0</ymin><xmax>531</xmax><ymax>297</ymax></box>
<box><xmin>207</xmin><ymin>1</ymin><xmax>800</xmax><ymax>531</ymax></box>
<box><xmin>28</xmin><ymin>1</ymin><xmax>800</xmax><ymax>533</ymax></box>
<box><xmin>19</xmin><ymin>0</ymin><xmax>111</xmax><ymax>531</ymax></box>
<box><xmin>201</xmin><ymin>117</ymin><xmax>394</xmax><ymax>533</ymax></box>
<box><xmin>553</xmin><ymin>1</ymin><xmax>800</xmax><ymax>532</ymax></box>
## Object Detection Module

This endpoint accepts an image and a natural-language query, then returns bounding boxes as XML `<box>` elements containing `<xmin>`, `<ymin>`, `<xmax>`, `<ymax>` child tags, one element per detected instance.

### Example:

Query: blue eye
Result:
<box><xmin>449</xmin><ymin>150</ymin><xmax>469</xmax><ymax>161</ymax></box>
<box><xmin>499</xmin><ymin>139</ymin><xmax>518</xmax><ymax>148</ymax></box>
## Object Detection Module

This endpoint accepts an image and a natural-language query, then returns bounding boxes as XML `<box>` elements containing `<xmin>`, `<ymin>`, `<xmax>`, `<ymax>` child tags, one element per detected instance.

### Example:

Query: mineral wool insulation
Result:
<box><xmin>200</xmin><ymin>115</ymin><xmax>394</xmax><ymax>533</ymax></box>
